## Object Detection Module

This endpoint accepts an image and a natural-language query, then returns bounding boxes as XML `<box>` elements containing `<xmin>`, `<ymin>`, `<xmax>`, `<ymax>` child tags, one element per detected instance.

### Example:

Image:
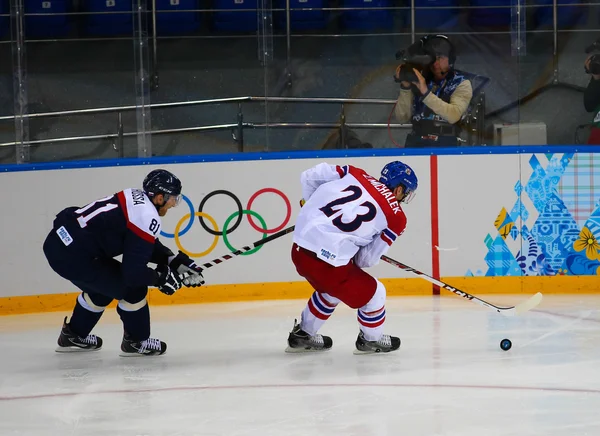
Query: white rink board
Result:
<box><xmin>437</xmin><ymin>154</ymin><xmax>522</xmax><ymax>277</ymax></box>
<box><xmin>0</xmin><ymin>156</ymin><xmax>432</xmax><ymax>297</ymax></box>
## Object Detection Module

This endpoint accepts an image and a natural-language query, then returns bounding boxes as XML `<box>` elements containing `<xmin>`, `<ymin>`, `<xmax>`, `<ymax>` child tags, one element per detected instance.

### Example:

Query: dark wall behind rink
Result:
<box><xmin>0</xmin><ymin>3</ymin><xmax>598</xmax><ymax>163</ymax></box>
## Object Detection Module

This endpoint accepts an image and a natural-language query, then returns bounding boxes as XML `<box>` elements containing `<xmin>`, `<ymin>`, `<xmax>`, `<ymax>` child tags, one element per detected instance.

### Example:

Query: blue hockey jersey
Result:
<box><xmin>53</xmin><ymin>188</ymin><xmax>173</xmax><ymax>288</ymax></box>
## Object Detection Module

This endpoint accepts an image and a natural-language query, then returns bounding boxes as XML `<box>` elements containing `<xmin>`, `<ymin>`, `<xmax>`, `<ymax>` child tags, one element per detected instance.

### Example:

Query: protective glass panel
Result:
<box><xmin>464</xmin><ymin>0</ymin><xmax>521</xmax><ymax>147</ymax></box>
<box><xmin>0</xmin><ymin>1</ymin><xmax>15</xmax><ymax>163</ymax></box>
<box><xmin>146</xmin><ymin>0</ymin><xmax>270</xmax><ymax>156</ymax></box>
<box><xmin>267</xmin><ymin>0</ymin><xmax>408</xmax><ymax>151</ymax></box>
<box><xmin>133</xmin><ymin>0</ymin><xmax>153</xmax><ymax>157</ymax></box>
<box><xmin>16</xmin><ymin>0</ymin><xmax>140</xmax><ymax>163</ymax></box>
<box><xmin>4</xmin><ymin>1</ymin><xmax>597</xmax><ymax>161</ymax></box>
<box><xmin>511</xmin><ymin>0</ymin><xmax>593</xmax><ymax>146</ymax></box>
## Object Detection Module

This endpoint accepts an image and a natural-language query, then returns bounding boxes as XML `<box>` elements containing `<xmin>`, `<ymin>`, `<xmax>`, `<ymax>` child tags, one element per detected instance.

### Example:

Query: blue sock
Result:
<box><xmin>69</xmin><ymin>296</ymin><xmax>105</xmax><ymax>337</ymax></box>
<box><xmin>117</xmin><ymin>302</ymin><xmax>150</xmax><ymax>342</ymax></box>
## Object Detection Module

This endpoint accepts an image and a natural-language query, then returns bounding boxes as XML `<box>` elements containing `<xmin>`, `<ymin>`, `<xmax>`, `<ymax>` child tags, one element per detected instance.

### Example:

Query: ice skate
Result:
<box><xmin>120</xmin><ymin>332</ymin><xmax>167</xmax><ymax>357</ymax></box>
<box><xmin>285</xmin><ymin>319</ymin><xmax>332</xmax><ymax>353</ymax></box>
<box><xmin>354</xmin><ymin>331</ymin><xmax>400</xmax><ymax>354</ymax></box>
<box><xmin>55</xmin><ymin>316</ymin><xmax>103</xmax><ymax>352</ymax></box>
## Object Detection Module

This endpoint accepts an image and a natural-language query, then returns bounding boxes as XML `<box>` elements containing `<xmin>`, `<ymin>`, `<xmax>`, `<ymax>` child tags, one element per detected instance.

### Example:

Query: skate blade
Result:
<box><xmin>119</xmin><ymin>352</ymin><xmax>165</xmax><ymax>357</ymax></box>
<box><xmin>55</xmin><ymin>346</ymin><xmax>101</xmax><ymax>353</ymax></box>
<box><xmin>353</xmin><ymin>348</ymin><xmax>381</xmax><ymax>355</ymax></box>
<box><xmin>353</xmin><ymin>348</ymin><xmax>398</xmax><ymax>355</ymax></box>
<box><xmin>285</xmin><ymin>346</ymin><xmax>330</xmax><ymax>353</ymax></box>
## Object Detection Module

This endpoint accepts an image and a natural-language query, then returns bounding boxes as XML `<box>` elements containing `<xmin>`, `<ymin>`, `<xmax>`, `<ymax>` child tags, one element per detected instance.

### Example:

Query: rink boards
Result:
<box><xmin>1</xmin><ymin>147</ymin><xmax>599</xmax><ymax>314</ymax></box>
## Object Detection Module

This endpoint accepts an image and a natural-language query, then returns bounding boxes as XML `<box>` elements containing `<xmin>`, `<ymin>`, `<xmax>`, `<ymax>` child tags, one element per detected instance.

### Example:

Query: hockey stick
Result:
<box><xmin>381</xmin><ymin>255</ymin><xmax>543</xmax><ymax>316</ymax></box>
<box><xmin>198</xmin><ymin>225</ymin><xmax>296</xmax><ymax>271</ymax></box>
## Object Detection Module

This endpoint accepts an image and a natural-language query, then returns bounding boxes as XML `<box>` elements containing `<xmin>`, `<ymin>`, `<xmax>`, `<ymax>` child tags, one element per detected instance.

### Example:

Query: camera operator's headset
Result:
<box><xmin>420</xmin><ymin>34</ymin><xmax>457</xmax><ymax>69</ymax></box>
<box><xmin>388</xmin><ymin>34</ymin><xmax>457</xmax><ymax>146</ymax></box>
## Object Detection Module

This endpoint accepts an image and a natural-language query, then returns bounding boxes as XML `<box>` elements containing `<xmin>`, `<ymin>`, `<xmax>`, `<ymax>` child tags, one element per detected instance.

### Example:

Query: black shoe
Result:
<box><xmin>285</xmin><ymin>319</ymin><xmax>333</xmax><ymax>353</ymax></box>
<box><xmin>120</xmin><ymin>333</ymin><xmax>166</xmax><ymax>357</ymax></box>
<box><xmin>55</xmin><ymin>317</ymin><xmax>103</xmax><ymax>352</ymax></box>
<box><xmin>354</xmin><ymin>331</ymin><xmax>400</xmax><ymax>354</ymax></box>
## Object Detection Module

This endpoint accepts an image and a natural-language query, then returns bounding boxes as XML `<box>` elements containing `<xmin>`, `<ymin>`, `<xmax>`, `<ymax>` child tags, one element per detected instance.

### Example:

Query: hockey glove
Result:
<box><xmin>155</xmin><ymin>264</ymin><xmax>183</xmax><ymax>296</ymax></box>
<box><xmin>168</xmin><ymin>251</ymin><xmax>205</xmax><ymax>288</ymax></box>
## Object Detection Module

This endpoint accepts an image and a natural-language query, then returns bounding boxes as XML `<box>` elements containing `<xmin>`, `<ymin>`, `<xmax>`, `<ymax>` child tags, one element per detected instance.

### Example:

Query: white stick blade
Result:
<box><xmin>498</xmin><ymin>307</ymin><xmax>517</xmax><ymax>317</ymax></box>
<box><xmin>514</xmin><ymin>292</ymin><xmax>543</xmax><ymax>315</ymax></box>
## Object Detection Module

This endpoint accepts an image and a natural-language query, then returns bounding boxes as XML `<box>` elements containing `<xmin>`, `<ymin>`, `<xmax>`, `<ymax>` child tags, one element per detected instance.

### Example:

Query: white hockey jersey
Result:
<box><xmin>293</xmin><ymin>163</ymin><xmax>407</xmax><ymax>268</ymax></box>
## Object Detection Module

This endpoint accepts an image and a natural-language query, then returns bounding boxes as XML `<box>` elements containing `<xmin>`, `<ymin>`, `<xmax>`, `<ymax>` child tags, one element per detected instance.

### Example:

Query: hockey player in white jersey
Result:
<box><xmin>286</xmin><ymin>160</ymin><xmax>418</xmax><ymax>354</ymax></box>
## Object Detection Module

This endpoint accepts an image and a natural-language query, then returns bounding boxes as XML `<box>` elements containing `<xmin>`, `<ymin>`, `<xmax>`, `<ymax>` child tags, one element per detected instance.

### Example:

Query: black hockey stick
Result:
<box><xmin>381</xmin><ymin>255</ymin><xmax>543</xmax><ymax>316</ymax></box>
<box><xmin>198</xmin><ymin>225</ymin><xmax>296</xmax><ymax>271</ymax></box>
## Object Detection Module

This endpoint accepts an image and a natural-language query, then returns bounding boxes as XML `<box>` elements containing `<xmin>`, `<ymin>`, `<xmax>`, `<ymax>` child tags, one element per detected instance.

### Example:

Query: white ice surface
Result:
<box><xmin>1</xmin><ymin>294</ymin><xmax>600</xmax><ymax>436</ymax></box>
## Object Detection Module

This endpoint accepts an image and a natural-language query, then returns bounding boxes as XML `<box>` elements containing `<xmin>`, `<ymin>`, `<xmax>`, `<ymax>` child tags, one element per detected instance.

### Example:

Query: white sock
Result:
<box><xmin>357</xmin><ymin>280</ymin><xmax>387</xmax><ymax>341</ymax></box>
<box><xmin>300</xmin><ymin>291</ymin><xmax>340</xmax><ymax>336</ymax></box>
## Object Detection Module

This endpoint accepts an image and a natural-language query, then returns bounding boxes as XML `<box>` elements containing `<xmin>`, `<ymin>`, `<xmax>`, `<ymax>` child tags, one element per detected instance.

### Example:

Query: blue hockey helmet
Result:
<box><xmin>143</xmin><ymin>169</ymin><xmax>182</xmax><ymax>205</ymax></box>
<box><xmin>379</xmin><ymin>161</ymin><xmax>418</xmax><ymax>203</ymax></box>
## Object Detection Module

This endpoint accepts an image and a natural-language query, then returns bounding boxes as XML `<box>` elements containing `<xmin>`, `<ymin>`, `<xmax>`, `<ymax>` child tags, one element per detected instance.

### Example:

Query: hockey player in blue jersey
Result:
<box><xmin>43</xmin><ymin>169</ymin><xmax>205</xmax><ymax>356</ymax></box>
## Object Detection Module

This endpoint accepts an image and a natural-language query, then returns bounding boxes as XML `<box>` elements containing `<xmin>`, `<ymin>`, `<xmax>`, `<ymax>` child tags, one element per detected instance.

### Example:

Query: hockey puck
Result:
<box><xmin>500</xmin><ymin>339</ymin><xmax>512</xmax><ymax>351</ymax></box>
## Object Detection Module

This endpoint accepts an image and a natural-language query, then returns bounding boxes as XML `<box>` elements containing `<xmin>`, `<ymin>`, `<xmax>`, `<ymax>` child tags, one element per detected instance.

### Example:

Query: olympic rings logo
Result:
<box><xmin>160</xmin><ymin>188</ymin><xmax>292</xmax><ymax>258</ymax></box>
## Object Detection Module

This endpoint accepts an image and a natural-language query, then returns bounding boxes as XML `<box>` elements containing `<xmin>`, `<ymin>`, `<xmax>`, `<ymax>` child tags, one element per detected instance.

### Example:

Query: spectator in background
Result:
<box><xmin>395</xmin><ymin>35</ymin><xmax>472</xmax><ymax>148</ymax></box>
<box><xmin>583</xmin><ymin>55</ymin><xmax>600</xmax><ymax>144</ymax></box>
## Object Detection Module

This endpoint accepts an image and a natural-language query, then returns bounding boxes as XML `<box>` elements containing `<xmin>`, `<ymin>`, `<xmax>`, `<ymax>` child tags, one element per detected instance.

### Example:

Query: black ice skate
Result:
<box><xmin>120</xmin><ymin>333</ymin><xmax>167</xmax><ymax>357</ymax></box>
<box><xmin>55</xmin><ymin>317</ymin><xmax>103</xmax><ymax>352</ymax></box>
<box><xmin>285</xmin><ymin>319</ymin><xmax>333</xmax><ymax>353</ymax></box>
<box><xmin>354</xmin><ymin>331</ymin><xmax>400</xmax><ymax>355</ymax></box>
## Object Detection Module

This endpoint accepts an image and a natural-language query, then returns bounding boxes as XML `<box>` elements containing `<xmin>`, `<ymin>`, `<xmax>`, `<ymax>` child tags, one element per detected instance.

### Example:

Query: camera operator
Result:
<box><xmin>394</xmin><ymin>35</ymin><xmax>473</xmax><ymax>148</ymax></box>
<box><xmin>583</xmin><ymin>49</ymin><xmax>600</xmax><ymax>144</ymax></box>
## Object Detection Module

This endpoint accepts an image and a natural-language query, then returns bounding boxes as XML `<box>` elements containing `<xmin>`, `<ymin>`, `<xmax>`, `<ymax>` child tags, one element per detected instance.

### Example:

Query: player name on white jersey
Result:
<box><xmin>361</xmin><ymin>174</ymin><xmax>402</xmax><ymax>215</ymax></box>
<box><xmin>131</xmin><ymin>189</ymin><xmax>146</xmax><ymax>206</ymax></box>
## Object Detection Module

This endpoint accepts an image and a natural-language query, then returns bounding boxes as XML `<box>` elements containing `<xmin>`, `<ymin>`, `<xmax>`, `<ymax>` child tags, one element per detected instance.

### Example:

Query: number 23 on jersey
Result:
<box><xmin>319</xmin><ymin>185</ymin><xmax>377</xmax><ymax>232</ymax></box>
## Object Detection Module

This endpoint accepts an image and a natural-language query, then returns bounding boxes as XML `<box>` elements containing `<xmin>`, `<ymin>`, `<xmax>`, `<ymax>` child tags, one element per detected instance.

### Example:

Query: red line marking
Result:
<box><xmin>1</xmin><ymin>383</ymin><xmax>598</xmax><ymax>402</ymax></box>
<box><xmin>430</xmin><ymin>155</ymin><xmax>440</xmax><ymax>295</ymax></box>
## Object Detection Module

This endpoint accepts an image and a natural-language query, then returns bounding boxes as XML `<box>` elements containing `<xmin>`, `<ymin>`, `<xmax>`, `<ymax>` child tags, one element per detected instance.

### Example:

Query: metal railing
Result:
<box><xmin>0</xmin><ymin>96</ymin><xmax>411</xmax><ymax>153</ymax></box>
<box><xmin>0</xmin><ymin>93</ymin><xmax>487</xmax><ymax>153</ymax></box>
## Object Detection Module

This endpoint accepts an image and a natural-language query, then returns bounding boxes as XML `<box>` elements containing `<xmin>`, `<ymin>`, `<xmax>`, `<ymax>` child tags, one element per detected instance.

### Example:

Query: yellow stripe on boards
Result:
<box><xmin>0</xmin><ymin>276</ymin><xmax>599</xmax><ymax>316</ymax></box>
<box><xmin>0</xmin><ymin>279</ymin><xmax>428</xmax><ymax>315</ymax></box>
<box><xmin>442</xmin><ymin>275</ymin><xmax>600</xmax><ymax>295</ymax></box>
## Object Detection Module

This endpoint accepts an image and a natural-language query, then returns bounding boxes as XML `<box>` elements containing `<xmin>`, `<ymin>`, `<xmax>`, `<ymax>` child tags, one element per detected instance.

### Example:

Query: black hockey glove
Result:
<box><xmin>155</xmin><ymin>264</ymin><xmax>183</xmax><ymax>296</ymax></box>
<box><xmin>168</xmin><ymin>251</ymin><xmax>205</xmax><ymax>288</ymax></box>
